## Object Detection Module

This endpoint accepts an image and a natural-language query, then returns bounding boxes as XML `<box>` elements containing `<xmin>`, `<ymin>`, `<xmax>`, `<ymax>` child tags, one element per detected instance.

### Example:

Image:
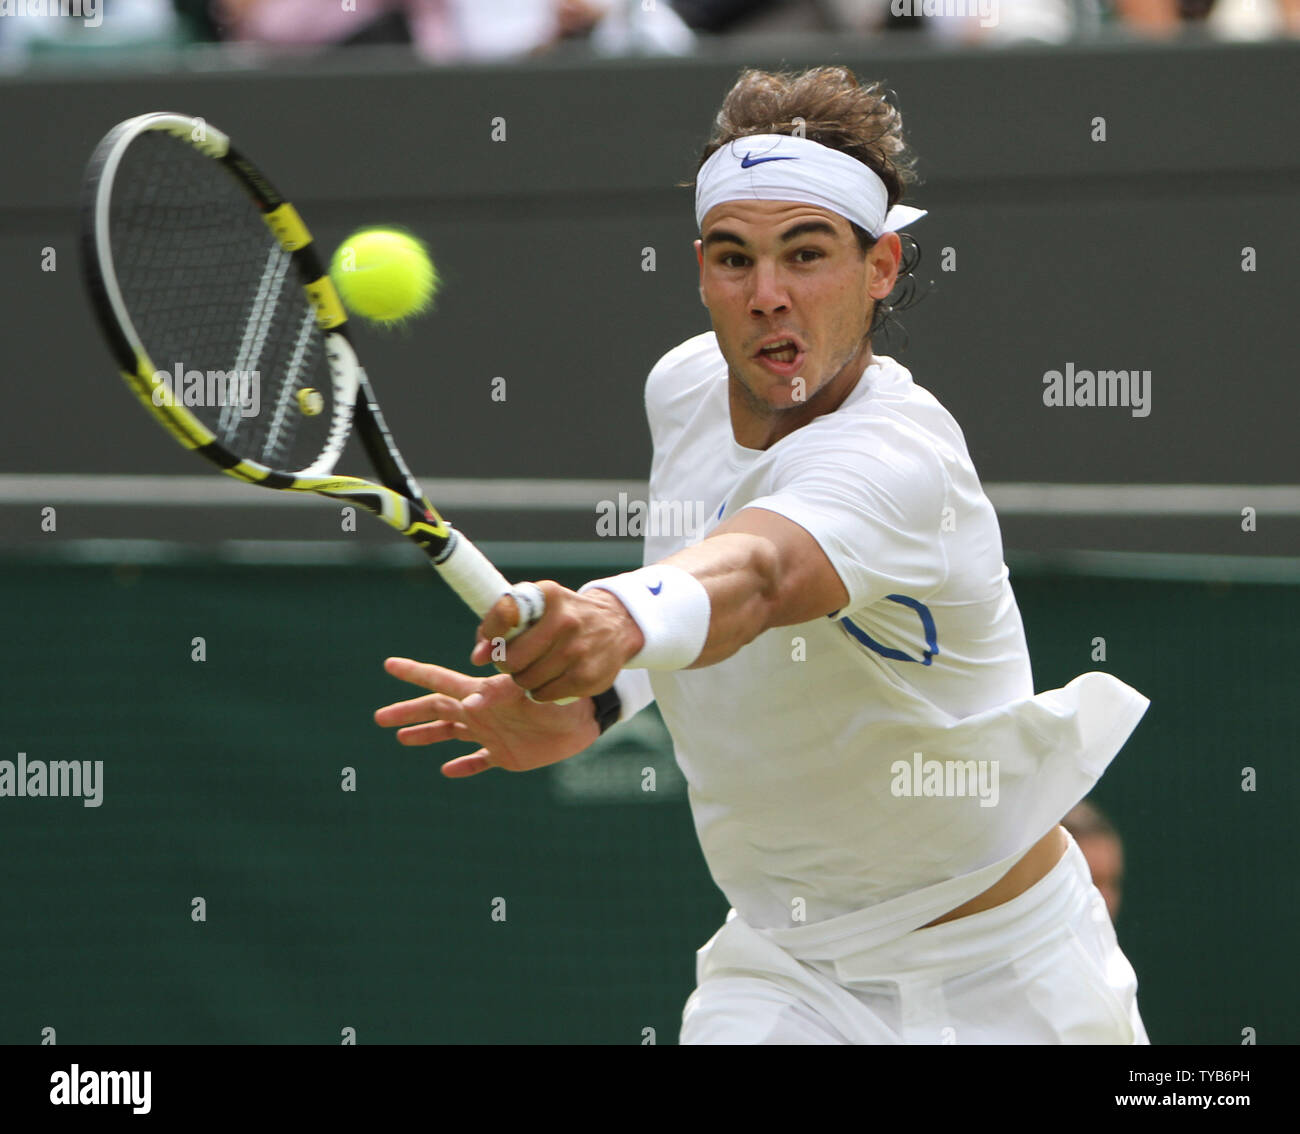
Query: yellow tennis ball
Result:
<box><xmin>329</xmin><ymin>227</ymin><xmax>439</xmax><ymax>325</ymax></box>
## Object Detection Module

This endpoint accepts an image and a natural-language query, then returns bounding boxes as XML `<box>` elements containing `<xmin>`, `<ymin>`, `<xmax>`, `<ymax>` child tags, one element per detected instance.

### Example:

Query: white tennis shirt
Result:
<box><xmin>630</xmin><ymin>332</ymin><xmax>1148</xmax><ymax>932</ymax></box>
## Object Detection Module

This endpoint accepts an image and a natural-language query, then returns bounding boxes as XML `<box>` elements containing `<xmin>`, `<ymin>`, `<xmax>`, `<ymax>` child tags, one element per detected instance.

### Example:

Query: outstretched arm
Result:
<box><xmin>471</xmin><ymin>506</ymin><xmax>849</xmax><ymax>702</ymax></box>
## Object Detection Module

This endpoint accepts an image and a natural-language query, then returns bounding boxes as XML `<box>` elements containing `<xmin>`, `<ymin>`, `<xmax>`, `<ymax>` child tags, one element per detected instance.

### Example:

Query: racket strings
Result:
<box><xmin>107</xmin><ymin>132</ymin><xmax>337</xmax><ymax>472</ymax></box>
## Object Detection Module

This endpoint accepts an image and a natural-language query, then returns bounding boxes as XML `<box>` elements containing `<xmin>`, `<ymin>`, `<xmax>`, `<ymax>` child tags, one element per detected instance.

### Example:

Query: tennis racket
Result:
<box><xmin>79</xmin><ymin>111</ymin><xmax>555</xmax><ymax>669</ymax></box>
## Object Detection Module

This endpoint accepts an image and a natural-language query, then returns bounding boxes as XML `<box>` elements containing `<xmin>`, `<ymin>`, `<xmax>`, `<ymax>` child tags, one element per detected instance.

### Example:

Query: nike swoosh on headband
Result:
<box><xmin>740</xmin><ymin>153</ymin><xmax>798</xmax><ymax>168</ymax></box>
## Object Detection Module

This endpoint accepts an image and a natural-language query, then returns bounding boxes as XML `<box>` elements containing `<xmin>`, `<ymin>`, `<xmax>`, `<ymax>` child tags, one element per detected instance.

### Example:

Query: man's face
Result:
<box><xmin>695</xmin><ymin>199</ymin><xmax>900</xmax><ymax>419</ymax></box>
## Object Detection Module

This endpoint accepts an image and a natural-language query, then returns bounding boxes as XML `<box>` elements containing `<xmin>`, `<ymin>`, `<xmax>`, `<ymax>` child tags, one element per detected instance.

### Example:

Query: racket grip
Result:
<box><xmin>434</xmin><ymin>529</ymin><xmax>527</xmax><ymax>627</ymax></box>
<box><xmin>434</xmin><ymin>530</ymin><xmax>579</xmax><ymax>706</ymax></box>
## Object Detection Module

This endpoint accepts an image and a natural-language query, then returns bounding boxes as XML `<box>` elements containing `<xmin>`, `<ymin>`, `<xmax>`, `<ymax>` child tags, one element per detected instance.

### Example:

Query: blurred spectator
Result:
<box><xmin>214</xmin><ymin>0</ymin><xmax>693</xmax><ymax>60</ymax></box>
<box><xmin>672</xmin><ymin>0</ymin><xmax>1299</xmax><ymax>39</ymax></box>
<box><xmin>1112</xmin><ymin>0</ymin><xmax>1212</xmax><ymax>34</ymax></box>
<box><xmin>1203</xmin><ymin>0</ymin><xmax>1300</xmax><ymax>37</ymax></box>
<box><xmin>0</xmin><ymin>0</ymin><xmax>181</xmax><ymax>61</ymax></box>
<box><xmin>915</xmin><ymin>0</ymin><xmax>1080</xmax><ymax>44</ymax></box>
<box><xmin>589</xmin><ymin>0</ymin><xmax>696</xmax><ymax>54</ymax></box>
<box><xmin>1062</xmin><ymin>799</ymin><xmax>1125</xmax><ymax>921</ymax></box>
<box><xmin>670</xmin><ymin>0</ymin><xmax>1085</xmax><ymax>39</ymax></box>
<box><xmin>670</xmin><ymin>0</ymin><xmax>830</xmax><ymax>32</ymax></box>
<box><xmin>1111</xmin><ymin>0</ymin><xmax>1300</xmax><ymax>36</ymax></box>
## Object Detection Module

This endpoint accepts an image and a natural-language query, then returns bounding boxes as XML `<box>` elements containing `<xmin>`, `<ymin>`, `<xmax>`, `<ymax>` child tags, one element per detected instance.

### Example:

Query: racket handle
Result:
<box><xmin>434</xmin><ymin>529</ymin><xmax>527</xmax><ymax>627</ymax></box>
<box><xmin>434</xmin><ymin>530</ymin><xmax>579</xmax><ymax>706</ymax></box>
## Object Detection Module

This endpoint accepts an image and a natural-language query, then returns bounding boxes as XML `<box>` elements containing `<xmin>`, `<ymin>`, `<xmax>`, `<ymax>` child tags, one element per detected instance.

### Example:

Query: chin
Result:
<box><xmin>748</xmin><ymin>388</ymin><xmax>801</xmax><ymax>416</ymax></box>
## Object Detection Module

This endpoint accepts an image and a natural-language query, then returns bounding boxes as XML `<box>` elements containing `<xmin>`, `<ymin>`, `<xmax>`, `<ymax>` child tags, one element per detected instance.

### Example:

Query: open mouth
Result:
<box><xmin>758</xmin><ymin>338</ymin><xmax>799</xmax><ymax>364</ymax></box>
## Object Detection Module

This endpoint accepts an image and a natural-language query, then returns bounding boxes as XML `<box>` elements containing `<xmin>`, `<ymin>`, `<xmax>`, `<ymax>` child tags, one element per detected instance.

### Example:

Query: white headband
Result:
<box><xmin>695</xmin><ymin>133</ymin><xmax>926</xmax><ymax>238</ymax></box>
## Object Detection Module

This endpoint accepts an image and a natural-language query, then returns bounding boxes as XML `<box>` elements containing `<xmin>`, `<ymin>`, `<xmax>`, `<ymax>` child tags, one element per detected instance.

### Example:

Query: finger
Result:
<box><xmin>465</xmin><ymin>674</ymin><xmax>530</xmax><ymax>709</ymax></box>
<box><xmin>374</xmin><ymin>691</ymin><xmax>465</xmax><ymax>729</ymax></box>
<box><xmin>475</xmin><ymin>581</ymin><xmax>569</xmax><ymax>672</ymax></box>
<box><xmin>440</xmin><ymin>749</ymin><xmax>494</xmax><ymax>778</ymax></box>
<box><xmin>469</xmin><ymin>635</ymin><xmax>494</xmax><ymax>668</ymax></box>
<box><xmin>472</xmin><ymin>594</ymin><xmax>524</xmax><ymax>665</ymax></box>
<box><xmin>508</xmin><ymin>618</ymin><xmax>585</xmax><ymax>698</ymax></box>
<box><xmin>525</xmin><ymin>665</ymin><xmax>600</xmax><ymax>704</ymax></box>
<box><xmin>525</xmin><ymin>678</ymin><xmax>574</xmax><ymax>704</ymax></box>
<box><xmin>395</xmin><ymin>720</ymin><xmax>473</xmax><ymax>747</ymax></box>
<box><xmin>472</xmin><ymin>581</ymin><xmax>558</xmax><ymax>665</ymax></box>
<box><xmin>383</xmin><ymin>657</ymin><xmax>480</xmax><ymax>699</ymax></box>
<box><xmin>509</xmin><ymin>645</ymin><xmax>572</xmax><ymax>700</ymax></box>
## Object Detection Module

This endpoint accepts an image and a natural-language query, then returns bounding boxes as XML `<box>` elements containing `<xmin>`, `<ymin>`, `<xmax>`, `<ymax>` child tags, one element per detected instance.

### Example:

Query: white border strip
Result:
<box><xmin>0</xmin><ymin>475</ymin><xmax>647</xmax><ymax>509</ymax></box>
<box><xmin>0</xmin><ymin>476</ymin><xmax>1298</xmax><ymax>515</ymax></box>
<box><xmin>988</xmin><ymin>483</ymin><xmax>1300</xmax><ymax>516</ymax></box>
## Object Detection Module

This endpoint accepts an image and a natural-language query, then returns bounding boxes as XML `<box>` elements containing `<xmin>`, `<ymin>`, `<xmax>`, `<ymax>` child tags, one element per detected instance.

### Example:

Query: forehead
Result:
<box><xmin>700</xmin><ymin>199</ymin><xmax>853</xmax><ymax>239</ymax></box>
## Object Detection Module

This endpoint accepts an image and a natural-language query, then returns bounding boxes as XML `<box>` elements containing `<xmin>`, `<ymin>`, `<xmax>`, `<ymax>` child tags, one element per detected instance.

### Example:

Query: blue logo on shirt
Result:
<box><xmin>839</xmin><ymin>595</ymin><xmax>939</xmax><ymax>666</ymax></box>
<box><xmin>647</xmin><ymin>581</ymin><xmax>663</xmax><ymax>595</ymax></box>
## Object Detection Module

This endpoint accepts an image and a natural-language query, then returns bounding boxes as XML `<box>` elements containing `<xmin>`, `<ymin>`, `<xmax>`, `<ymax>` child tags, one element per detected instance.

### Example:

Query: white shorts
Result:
<box><xmin>680</xmin><ymin>833</ymin><xmax>1149</xmax><ymax>1045</ymax></box>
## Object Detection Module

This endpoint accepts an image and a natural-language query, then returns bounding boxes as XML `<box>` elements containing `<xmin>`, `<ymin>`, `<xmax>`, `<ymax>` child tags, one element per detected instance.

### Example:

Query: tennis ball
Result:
<box><xmin>297</xmin><ymin>387</ymin><xmax>324</xmax><ymax>416</ymax></box>
<box><xmin>329</xmin><ymin>227</ymin><xmax>439</xmax><ymax>325</ymax></box>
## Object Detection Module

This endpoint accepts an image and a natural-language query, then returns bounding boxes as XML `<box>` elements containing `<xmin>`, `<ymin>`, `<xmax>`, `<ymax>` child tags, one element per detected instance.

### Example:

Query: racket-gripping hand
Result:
<box><xmin>470</xmin><ymin>580</ymin><xmax>645</xmax><ymax>705</ymax></box>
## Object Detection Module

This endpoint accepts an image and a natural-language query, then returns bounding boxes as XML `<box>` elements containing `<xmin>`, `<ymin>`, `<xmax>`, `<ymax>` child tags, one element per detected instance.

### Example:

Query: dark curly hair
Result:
<box><xmin>688</xmin><ymin>66</ymin><xmax>927</xmax><ymax>346</ymax></box>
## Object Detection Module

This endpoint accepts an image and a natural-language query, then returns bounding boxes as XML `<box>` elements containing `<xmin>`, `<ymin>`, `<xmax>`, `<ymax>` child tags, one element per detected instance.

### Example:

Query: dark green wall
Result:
<box><xmin>1</xmin><ymin>560</ymin><xmax>1294</xmax><ymax>1043</ymax></box>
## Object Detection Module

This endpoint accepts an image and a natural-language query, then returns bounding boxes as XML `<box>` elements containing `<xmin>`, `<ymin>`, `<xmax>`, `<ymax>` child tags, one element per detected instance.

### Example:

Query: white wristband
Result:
<box><xmin>579</xmin><ymin>564</ymin><xmax>711</xmax><ymax>670</ymax></box>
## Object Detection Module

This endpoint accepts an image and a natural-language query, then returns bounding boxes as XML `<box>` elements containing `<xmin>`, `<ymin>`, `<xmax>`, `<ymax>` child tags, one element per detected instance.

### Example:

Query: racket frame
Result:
<box><xmin>80</xmin><ymin>111</ymin><xmax>543</xmax><ymax>629</ymax></box>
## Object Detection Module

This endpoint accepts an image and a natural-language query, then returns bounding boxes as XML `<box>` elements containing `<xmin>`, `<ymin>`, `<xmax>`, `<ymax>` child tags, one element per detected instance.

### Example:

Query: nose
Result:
<box><xmin>749</xmin><ymin>260</ymin><xmax>790</xmax><ymax>318</ymax></box>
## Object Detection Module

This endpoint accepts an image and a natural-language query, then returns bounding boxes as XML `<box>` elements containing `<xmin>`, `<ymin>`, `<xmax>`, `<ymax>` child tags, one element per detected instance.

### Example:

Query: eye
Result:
<box><xmin>793</xmin><ymin>248</ymin><xmax>824</xmax><ymax>263</ymax></box>
<box><xmin>719</xmin><ymin>253</ymin><xmax>749</xmax><ymax>268</ymax></box>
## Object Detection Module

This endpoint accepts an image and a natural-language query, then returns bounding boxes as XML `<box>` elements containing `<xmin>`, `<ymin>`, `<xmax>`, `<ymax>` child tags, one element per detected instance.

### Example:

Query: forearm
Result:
<box><xmin>659</xmin><ymin>534</ymin><xmax>780</xmax><ymax>667</ymax></box>
<box><xmin>580</xmin><ymin>511</ymin><xmax>847</xmax><ymax>679</ymax></box>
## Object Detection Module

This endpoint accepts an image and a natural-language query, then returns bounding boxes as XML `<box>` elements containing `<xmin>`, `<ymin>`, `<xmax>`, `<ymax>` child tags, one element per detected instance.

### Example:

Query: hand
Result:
<box><xmin>469</xmin><ymin>580</ymin><xmax>644</xmax><ymax>704</ymax></box>
<box><xmin>375</xmin><ymin>657</ymin><xmax>601</xmax><ymax>778</ymax></box>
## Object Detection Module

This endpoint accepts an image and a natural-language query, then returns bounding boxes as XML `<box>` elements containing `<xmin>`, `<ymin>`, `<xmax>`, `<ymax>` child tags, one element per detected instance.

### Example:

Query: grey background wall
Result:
<box><xmin>0</xmin><ymin>38</ymin><xmax>1296</xmax><ymax>555</ymax></box>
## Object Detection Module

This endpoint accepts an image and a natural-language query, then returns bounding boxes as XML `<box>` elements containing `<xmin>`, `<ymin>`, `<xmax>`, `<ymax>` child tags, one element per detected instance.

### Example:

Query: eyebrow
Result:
<box><xmin>702</xmin><ymin>219</ymin><xmax>841</xmax><ymax>250</ymax></box>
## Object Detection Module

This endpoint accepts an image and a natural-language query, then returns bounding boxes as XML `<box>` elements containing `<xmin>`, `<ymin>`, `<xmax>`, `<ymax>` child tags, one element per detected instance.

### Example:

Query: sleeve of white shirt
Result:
<box><xmin>740</xmin><ymin>419</ymin><xmax>951</xmax><ymax>620</ymax></box>
<box><xmin>611</xmin><ymin>669</ymin><xmax>656</xmax><ymax>724</ymax></box>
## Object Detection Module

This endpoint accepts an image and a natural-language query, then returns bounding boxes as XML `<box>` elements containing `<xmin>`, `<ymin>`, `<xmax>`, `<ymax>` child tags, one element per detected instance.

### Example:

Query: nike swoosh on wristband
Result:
<box><xmin>647</xmin><ymin>581</ymin><xmax>663</xmax><ymax>595</ymax></box>
<box><xmin>740</xmin><ymin>153</ymin><xmax>798</xmax><ymax>168</ymax></box>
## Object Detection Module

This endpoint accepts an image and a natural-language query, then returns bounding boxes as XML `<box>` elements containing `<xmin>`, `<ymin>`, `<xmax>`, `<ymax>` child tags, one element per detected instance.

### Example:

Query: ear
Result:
<box><xmin>868</xmin><ymin>232</ymin><xmax>903</xmax><ymax>301</ymax></box>
<box><xmin>695</xmin><ymin>238</ymin><xmax>707</xmax><ymax>307</ymax></box>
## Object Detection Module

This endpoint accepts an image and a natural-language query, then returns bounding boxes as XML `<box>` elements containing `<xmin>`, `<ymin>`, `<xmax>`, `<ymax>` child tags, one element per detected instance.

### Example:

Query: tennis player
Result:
<box><xmin>375</xmin><ymin>66</ymin><xmax>1151</xmax><ymax>1045</ymax></box>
